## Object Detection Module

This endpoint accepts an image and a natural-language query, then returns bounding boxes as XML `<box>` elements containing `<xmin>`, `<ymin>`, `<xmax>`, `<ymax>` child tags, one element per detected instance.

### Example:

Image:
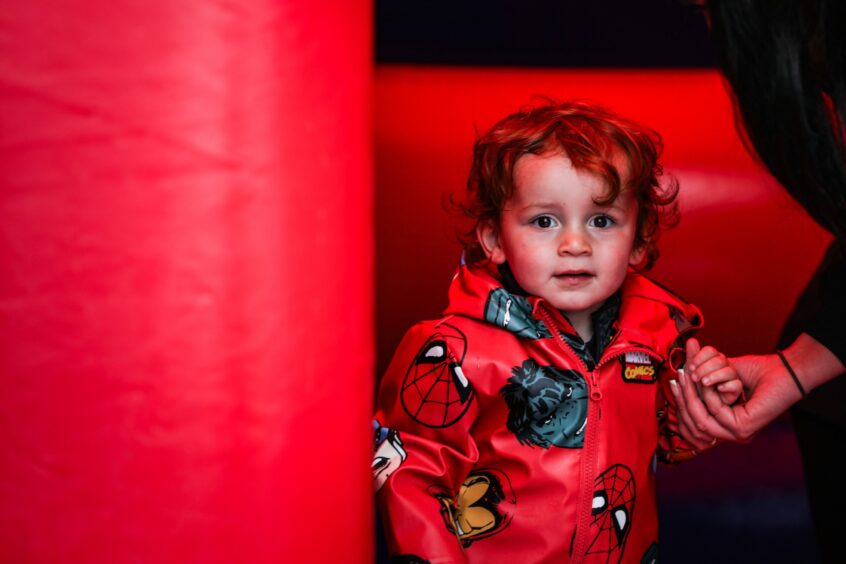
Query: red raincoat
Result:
<box><xmin>374</xmin><ymin>262</ymin><xmax>702</xmax><ymax>563</ymax></box>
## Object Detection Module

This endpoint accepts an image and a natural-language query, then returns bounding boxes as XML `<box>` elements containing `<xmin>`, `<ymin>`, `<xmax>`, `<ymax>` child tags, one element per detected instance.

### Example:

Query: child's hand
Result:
<box><xmin>684</xmin><ymin>338</ymin><xmax>744</xmax><ymax>406</ymax></box>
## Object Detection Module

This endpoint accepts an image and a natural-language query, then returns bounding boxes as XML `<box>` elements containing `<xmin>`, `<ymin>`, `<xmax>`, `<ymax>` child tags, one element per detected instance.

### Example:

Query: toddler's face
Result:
<box><xmin>479</xmin><ymin>152</ymin><xmax>643</xmax><ymax>331</ymax></box>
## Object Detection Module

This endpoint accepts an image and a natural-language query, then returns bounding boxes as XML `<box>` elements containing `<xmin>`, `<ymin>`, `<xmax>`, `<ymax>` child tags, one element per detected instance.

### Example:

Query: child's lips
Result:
<box><xmin>554</xmin><ymin>271</ymin><xmax>594</xmax><ymax>285</ymax></box>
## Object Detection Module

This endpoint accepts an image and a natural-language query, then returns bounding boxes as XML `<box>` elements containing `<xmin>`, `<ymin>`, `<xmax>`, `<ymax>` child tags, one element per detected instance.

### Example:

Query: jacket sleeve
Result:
<box><xmin>796</xmin><ymin>240</ymin><xmax>846</xmax><ymax>365</ymax></box>
<box><xmin>373</xmin><ymin>321</ymin><xmax>479</xmax><ymax>563</ymax></box>
<box><xmin>655</xmin><ymin>351</ymin><xmax>699</xmax><ymax>464</ymax></box>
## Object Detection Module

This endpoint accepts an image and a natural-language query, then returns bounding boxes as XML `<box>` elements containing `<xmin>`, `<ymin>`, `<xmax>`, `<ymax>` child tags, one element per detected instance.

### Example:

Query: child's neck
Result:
<box><xmin>563</xmin><ymin>310</ymin><xmax>594</xmax><ymax>343</ymax></box>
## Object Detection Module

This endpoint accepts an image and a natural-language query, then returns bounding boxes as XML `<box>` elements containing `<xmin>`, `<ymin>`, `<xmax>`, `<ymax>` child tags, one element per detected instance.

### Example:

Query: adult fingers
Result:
<box><xmin>706</xmin><ymin>393</ymin><xmax>755</xmax><ymax>443</ymax></box>
<box><xmin>674</xmin><ymin>371</ymin><xmax>716</xmax><ymax>444</ymax></box>
<box><xmin>679</xmin><ymin>371</ymin><xmax>739</xmax><ymax>441</ymax></box>
<box><xmin>669</xmin><ymin>380</ymin><xmax>712</xmax><ymax>449</ymax></box>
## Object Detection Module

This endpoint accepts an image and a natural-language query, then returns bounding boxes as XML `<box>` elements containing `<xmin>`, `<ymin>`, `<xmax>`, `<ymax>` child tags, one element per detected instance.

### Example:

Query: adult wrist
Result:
<box><xmin>776</xmin><ymin>349</ymin><xmax>806</xmax><ymax>400</ymax></box>
<box><xmin>781</xmin><ymin>333</ymin><xmax>846</xmax><ymax>395</ymax></box>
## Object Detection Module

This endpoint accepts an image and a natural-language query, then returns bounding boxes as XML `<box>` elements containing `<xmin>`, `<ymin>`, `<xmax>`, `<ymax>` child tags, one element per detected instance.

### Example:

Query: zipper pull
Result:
<box><xmin>589</xmin><ymin>371</ymin><xmax>602</xmax><ymax>401</ymax></box>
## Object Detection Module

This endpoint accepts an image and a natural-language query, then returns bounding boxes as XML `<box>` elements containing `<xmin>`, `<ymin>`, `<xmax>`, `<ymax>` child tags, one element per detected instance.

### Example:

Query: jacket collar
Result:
<box><xmin>444</xmin><ymin>261</ymin><xmax>703</xmax><ymax>356</ymax></box>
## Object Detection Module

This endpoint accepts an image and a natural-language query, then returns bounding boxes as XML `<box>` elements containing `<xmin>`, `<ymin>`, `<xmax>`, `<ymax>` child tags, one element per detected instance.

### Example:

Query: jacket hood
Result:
<box><xmin>443</xmin><ymin>261</ymin><xmax>703</xmax><ymax>357</ymax></box>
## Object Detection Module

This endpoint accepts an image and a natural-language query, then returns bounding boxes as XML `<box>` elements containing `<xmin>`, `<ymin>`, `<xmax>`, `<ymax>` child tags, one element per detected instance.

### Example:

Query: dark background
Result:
<box><xmin>376</xmin><ymin>0</ymin><xmax>714</xmax><ymax>67</ymax></box>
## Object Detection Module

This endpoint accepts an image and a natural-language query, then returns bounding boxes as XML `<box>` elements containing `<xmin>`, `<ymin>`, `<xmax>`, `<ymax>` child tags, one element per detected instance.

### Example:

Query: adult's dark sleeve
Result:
<box><xmin>779</xmin><ymin>240</ymin><xmax>846</xmax><ymax>421</ymax></box>
<box><xmin>781</xmin><ymin>242</ymin><xmax>846</xmax><ymax>563</ymax></box>
<box><xmin>800</xmin><ymin>241</ymin><xmax>846</xmax><ymax>364</ymax></box>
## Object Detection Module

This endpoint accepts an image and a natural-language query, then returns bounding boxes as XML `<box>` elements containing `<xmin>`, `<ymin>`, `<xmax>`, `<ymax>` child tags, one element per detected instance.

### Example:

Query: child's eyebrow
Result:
<box><xmin>591</xmin><ymin>198</ymin><xmax>630</xmax><ymax>211</ymax></box>
<box><xmin>517</xmin><ymin>201</ymin><xmax>628</xmax><ymax>212</ymax></box>
<box><xmin>516</xmin><ymin>202</ymin><xmax>561</xmax><ymax>211</ymax></box>
<box><xmin>594</xmin><ymin>202</ymin><xmax>627</xmax><ymax>211</ymax></box>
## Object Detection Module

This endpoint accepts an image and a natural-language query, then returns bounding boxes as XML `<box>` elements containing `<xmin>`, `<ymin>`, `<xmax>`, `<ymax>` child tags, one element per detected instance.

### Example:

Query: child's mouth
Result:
<box><xmin>555</xmin><ymin>271</ymin><xmax>592</xmax><ymax>284</ymax></box>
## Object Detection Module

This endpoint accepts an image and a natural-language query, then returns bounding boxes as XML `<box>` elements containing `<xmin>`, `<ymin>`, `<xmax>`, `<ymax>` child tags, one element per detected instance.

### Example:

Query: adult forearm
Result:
<box><xmin>781</xmin><ymin>333</ymin><xmax>846</xmax><ymax>395</ymax></box>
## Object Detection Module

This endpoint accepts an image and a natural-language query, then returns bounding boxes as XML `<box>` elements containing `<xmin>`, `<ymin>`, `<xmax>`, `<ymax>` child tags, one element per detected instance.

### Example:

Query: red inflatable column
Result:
<box><xmin>0</xmin><ymin>1</ymin><xmax>373</xmax><ymax>562</ymax></box>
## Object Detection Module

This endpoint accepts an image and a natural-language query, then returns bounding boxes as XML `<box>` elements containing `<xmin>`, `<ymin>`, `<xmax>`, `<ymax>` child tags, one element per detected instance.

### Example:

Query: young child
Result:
<box><xmin>373</xmin><ymin>101</ymin><xmax>742</xmax><ymax>563</ymax></box>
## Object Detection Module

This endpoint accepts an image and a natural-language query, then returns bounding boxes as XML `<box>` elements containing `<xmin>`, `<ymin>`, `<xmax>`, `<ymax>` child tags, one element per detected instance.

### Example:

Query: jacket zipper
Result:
<box><xmin>537</xmin><ymin>305</ymin><xmax>663</xmax><ymax>563</ymax></box>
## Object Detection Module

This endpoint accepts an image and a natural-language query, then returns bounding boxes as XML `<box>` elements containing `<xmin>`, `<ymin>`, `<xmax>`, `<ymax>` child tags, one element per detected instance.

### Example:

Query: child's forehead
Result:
<box><xmin>510</xmin><ymin>152</ymin><xmax>633</xmax><ymax>204</ymax></box>
<box><xmin>520</xmin><ymin>146</ymin><xmax>631</xmax><ymax>178</ymax></box>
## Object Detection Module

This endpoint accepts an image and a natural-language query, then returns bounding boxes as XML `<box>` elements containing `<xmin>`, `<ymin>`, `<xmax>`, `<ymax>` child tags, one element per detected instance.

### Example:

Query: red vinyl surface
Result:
<box><xmin>375</xmin><ymin>65</ymin><xmax>831</xmax><ymax>376</ymax></box>
<box><xmin>0</xmin><ymin>1</ymin><xmax>373</xmax><ymax>562</ymax></box>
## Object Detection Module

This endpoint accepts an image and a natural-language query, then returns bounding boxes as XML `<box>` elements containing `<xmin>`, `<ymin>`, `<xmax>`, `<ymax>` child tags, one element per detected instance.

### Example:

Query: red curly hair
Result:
<box><xmin>459</xmin><ymin>101</ymin><xmax>679</xmax><ymax>270</ymax></box>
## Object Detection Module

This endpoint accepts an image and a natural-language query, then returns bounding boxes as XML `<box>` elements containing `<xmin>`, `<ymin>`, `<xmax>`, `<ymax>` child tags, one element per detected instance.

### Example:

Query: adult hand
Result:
<box><xmin>677</xmin><ymin>334</ymin><xmax>845</xmax><ymax>444</ymax></box>
<box><xmin>669</xmin><ymin>338</ymin><xmax>726</xmax><ymax>450</ymax></box>
<box><xmin>692</xmin><ymin>352</ymin><xmax>795</xmax><ymax>443</ymax></box>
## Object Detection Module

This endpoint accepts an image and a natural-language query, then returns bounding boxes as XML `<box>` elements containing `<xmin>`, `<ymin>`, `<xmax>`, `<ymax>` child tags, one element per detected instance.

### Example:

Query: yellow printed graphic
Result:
<box><xmin>624</xmin><ymin>364</ymin><xmax>655</xmax><ymax>381</ymax></box>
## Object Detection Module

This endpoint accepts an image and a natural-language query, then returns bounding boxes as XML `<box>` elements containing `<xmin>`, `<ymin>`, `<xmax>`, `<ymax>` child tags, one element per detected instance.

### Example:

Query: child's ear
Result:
<box><xmin>628</xmin><ymin>245</ymin><xmax>647</xmax><ymax>268</ymax></box>
<box><xmin>477</xmin><ymin>220</ymin><xmax>507</xmax><ymax>264</ymax></box>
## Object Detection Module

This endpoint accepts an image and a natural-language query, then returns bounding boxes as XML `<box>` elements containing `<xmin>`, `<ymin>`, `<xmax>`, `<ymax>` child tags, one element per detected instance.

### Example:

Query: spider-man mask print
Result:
<box><xmin>585</xmin><ymin>464</ymin><xmax>635</xmax><ymax>563</ymax></box>
<box><xmin>401</xmin><ymin>323</ymin><xmax>473</xmax><ymax>428</ymax></box>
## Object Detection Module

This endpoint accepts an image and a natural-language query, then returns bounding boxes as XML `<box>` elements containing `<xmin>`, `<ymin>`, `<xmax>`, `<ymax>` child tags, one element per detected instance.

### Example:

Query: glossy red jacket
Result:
<box><xmin>374</xmin><ymin>262</ymin><xmax>702</xmax><ymax>563</ymax></box>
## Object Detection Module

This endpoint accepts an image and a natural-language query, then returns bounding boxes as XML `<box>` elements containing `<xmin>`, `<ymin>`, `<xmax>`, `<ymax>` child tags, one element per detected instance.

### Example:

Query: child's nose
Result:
<box><xmin>557</xmin><ymin>229</ymin><xmax>591</xmax><ymax>256</ymax></box>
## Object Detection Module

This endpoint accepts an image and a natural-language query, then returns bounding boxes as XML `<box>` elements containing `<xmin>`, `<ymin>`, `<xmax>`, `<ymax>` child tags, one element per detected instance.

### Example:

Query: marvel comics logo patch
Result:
<box><xmin>621</xmin><ymin>351</ymin><xmax>656</xmax><ymax>383</ymax></box>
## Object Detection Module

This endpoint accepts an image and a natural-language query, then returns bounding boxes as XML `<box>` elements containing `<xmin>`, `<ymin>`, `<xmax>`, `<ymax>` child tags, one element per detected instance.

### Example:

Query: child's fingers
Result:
<box><xmin>691</xmin><ymin>349</ymin><xmax>729</xmax><ymax>381</ymax></box>
<box><xmin>717</xmin><ymin>379</ymin><xmax>743</xmax><ymax>407</ymax></box>
<box><xmin>688</xmin><ymin>341</ymin><xmax>727</xmax><ymax>382</ymax></box>
<box><xmin>684</xmin><ymin>338</ymin><xmax>701</xmax><ymax>373</ymax></box>
<box><xmin>717</xmin><ymin>379</ymin><xmax>743</xmax><ymax>395</ymax></box>
<box><xmin>700</xmin><ymin>365</ymin><xmax>736</xmax><ymax>386</ymax></box>
<box><xmin>690</xmin><ymin>345</ymin><xmax>723</xmax><ymax>365</ymax></box>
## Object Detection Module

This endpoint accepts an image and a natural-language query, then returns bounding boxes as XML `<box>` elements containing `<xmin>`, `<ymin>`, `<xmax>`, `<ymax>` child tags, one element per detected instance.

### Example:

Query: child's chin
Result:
<box><xmin>547</xmin><ymin>298</ymin><xmax>598</xmax><ymax>314</ymax></box>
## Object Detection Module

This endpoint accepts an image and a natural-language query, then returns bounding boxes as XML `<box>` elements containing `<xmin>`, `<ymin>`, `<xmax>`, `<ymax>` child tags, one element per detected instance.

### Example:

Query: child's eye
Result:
<box><xmin>531</xmin><ymin>215</ymin><xmax>557</xmax><ymax>229</ymax></box>
<box><xmin>589</xmin><ymin>215</ymin><xmax>615</xmax><ymax>229</ymax></box>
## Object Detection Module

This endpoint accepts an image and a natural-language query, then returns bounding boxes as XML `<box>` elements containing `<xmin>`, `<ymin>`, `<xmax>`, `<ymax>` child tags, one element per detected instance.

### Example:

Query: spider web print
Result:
<box><xmin>585</xmin><ymin>464</ymin><xmax>636</xmax><ymax>564</ymax></box>
<box><xmin>400</xmin><ymin>323</ymin><xmax>473</xmax><ymax>428</ymax></box>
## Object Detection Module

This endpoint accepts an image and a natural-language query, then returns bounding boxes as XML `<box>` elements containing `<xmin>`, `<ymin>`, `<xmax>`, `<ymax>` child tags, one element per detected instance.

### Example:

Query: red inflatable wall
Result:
<box><xmin>0</xmin><ymin>1</ymin><xmax>373</xmax><ymax>562</ymax></box>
